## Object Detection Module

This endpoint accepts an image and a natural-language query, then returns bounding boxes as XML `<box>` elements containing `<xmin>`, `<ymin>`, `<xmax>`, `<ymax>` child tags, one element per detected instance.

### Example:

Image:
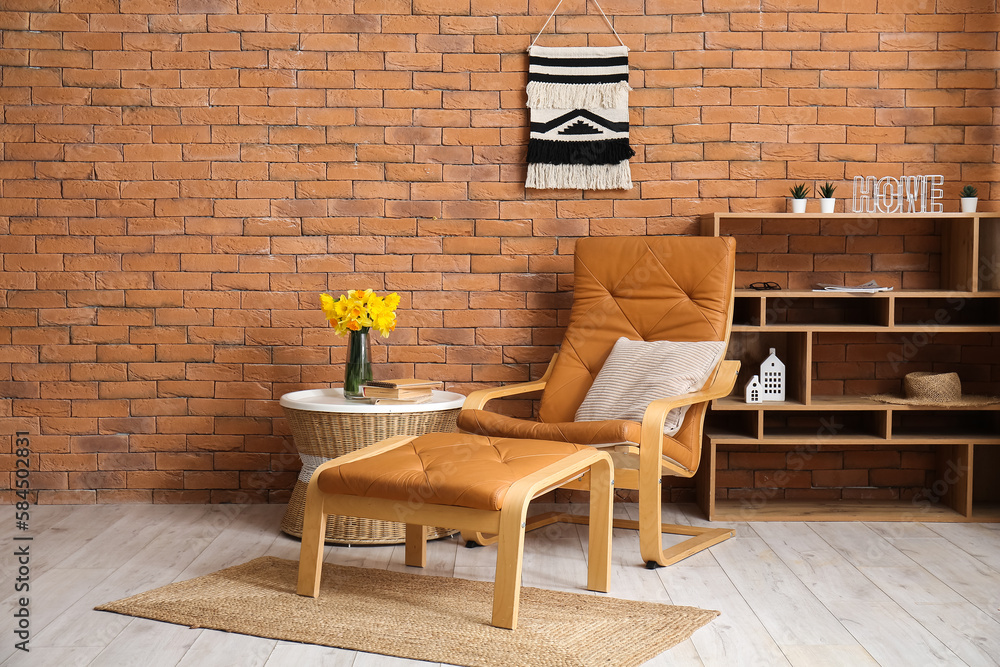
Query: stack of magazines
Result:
<box><xmin>813</xmin><ymin>280</ymin><xmax>892</xmax><ymax>294</ymax></box>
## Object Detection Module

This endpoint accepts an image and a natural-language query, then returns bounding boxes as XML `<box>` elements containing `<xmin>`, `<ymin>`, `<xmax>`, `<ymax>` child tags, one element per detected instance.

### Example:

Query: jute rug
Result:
<box><xmin>96</xmin><ymin>556</ymin><xmax>717</xmax><ymax>667</ymax></box>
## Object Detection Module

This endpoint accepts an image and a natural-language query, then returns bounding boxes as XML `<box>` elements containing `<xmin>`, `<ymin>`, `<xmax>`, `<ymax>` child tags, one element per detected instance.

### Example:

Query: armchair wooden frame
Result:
<box><xmin>296</xmin><ymin>434</ymin><xmax>615</xmax><ymax>630</ymax></box>
<box><xmin>460</xmin><ymin>356</ymin><xmax>740</xmax><ymax>569</ymax></box>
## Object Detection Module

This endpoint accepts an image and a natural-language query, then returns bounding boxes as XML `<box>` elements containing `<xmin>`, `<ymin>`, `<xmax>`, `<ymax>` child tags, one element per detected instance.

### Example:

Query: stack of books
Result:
<box><xmin>360</xmin><ymin>379</ymin><xmax>443</xmax><ymax>403</ymax></box>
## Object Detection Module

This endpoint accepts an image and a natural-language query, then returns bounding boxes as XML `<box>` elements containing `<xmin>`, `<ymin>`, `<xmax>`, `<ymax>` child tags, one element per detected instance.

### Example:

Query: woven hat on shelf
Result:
<box><xmin>869</xmin><ymin>372</ymin><xmax>1000</xmax><ymax>407</ymax></box>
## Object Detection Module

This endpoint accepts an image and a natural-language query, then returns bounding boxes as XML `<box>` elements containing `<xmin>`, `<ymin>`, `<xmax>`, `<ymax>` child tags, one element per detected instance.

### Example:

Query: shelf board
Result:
<box><xmin>733</xmin><ymin>324</ymin><xmax>877</xmax><ymax>332</ymax></box>
<box><xmin>706</xmin><ymin>432</ymin><xmax>888</xmax><ymax>445</ymax></box>
<box><xmin>732</xmin><ymin>324</ymin><xmax>998</xmax><ymax>332</ymax></box>
<box><xmin>716</xmin><ymin>212</ymin><xmax>997</xmax><ymax>220</ymax></box>
<box><xmin>713</xmin><ymin>397</ymin><xmax>810</xmax><ymax>410</ymax></box>
<box><xmin>735</xmin><ymin>289</ymin><xmax>1000</xmax><ymax>299</ymax></box>
<box><xmin>708</xmin><ymin>499</ymin><xmax>978</xmax><ymax>522</ymax></box>
<box><xmin>706</xmin><ymin>432</ymin><xmax>1000</xmax><ymax>446</ymax></box>
<box><xmin>713</xmin><ymin>396</ymin><xmax>1000</xmax><ymax>411</ymax></box>
<box><xmin>889</xmin><ymin>434</ymin><xmax>1000</xmax><ymax>443</ymax></box>
<box><xmin>891</xmin><ymin>324</ymin><xmax>998</xmax><ymax>332</ymax></box>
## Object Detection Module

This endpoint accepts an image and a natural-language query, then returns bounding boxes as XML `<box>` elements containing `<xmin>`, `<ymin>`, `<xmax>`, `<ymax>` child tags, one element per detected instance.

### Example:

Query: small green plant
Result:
<box><xmin>789</xmin><ymin>183</ymin><xmax>810</xmax><ymax>199</ymax></box>
<box><xmin>819</xmin><ymin>182</ymin><xmax>837</xmax><ymax>198</ymax></box>
<box><xmin>961</xmin><ymin>184</ymin><xmax>978</xmax><ymax>198</ymax></box>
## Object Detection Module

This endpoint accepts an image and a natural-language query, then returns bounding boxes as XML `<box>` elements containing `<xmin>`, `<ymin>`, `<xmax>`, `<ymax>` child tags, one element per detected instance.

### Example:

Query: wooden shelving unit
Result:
<box><xmin>699</xmin><ymin>212</ymin><xmax>1000</xmax><ymax>522</ymax></box>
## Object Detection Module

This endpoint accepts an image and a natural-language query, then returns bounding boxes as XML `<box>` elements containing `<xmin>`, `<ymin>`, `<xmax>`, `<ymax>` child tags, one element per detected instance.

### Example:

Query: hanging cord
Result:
<box><xmin>529</xmin><ymin>0</ymin><xmax>626</xmax><ymax>48</ymax></box>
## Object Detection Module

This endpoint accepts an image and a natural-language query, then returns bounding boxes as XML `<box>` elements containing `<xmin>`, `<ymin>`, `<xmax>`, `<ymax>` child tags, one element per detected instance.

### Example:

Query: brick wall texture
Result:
<box><xmin>1</xmin><ymin>0</ymin><xmax>999</xmax><ymax>504</ymax></box>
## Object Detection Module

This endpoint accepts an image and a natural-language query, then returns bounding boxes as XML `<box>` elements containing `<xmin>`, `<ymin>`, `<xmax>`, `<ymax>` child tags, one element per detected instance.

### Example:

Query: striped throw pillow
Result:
<box><xmin>575</xmin><ymin>338</ymin><xmax>727</xmax><ymax>437</ymax></box>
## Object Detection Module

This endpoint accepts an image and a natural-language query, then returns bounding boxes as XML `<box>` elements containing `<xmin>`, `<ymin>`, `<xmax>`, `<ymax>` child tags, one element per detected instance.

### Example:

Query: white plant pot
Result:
<box><xmin>790</xmin><ymin>198</ymin><xmax>807</xmax><ymax>213</ymax></box>
<box><xmin>961</xmin><ymin>197</ymin><xmax>978</xmax><ymax>213</ymax></box>
<box><xmin>820</xmin><ymin>198</ymin><xmax>836</xmax><ymax>213</ymax></box>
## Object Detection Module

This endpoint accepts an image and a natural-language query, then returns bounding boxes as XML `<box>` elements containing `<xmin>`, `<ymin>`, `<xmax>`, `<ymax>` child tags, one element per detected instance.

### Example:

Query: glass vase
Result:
<box><xmin>343</xmin><ymin>328</ymin><xmax>372</xmax><ymax>399</ymax></box>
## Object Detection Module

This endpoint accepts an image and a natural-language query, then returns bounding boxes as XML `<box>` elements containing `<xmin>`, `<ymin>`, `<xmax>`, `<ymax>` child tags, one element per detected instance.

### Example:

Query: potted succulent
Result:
<box><xmin>960</xmin><ymin>185</ymin><xmax>978</xmax><ymax>213</ymax></box>
<box><xmin>819</xmin><ymin>182</ymin><xmax>836</xmax><ymax>213</ymax></box>
<box><xmin>789</xmin><ymin>183</ymin><xmax>809</xmax><ymax>213</ymax></box>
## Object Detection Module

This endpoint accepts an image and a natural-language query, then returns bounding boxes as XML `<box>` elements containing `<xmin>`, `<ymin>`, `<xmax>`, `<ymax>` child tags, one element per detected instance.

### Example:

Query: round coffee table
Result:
<box><xmin>279</xmin><ymin>387</ymin><xmax>465</xmax><ymax>545</ymax></box>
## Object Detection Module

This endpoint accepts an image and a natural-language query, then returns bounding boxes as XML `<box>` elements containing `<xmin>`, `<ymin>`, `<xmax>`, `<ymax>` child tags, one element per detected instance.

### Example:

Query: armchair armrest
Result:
<box><xmin>637</xmin><ymin>360</ymin><xmax>741</xmax><ymax>475</ymax></box>
<box><xmin>640</xmin><ymin>360</ymin><xmax>741</xmax><ymax>423</ymax></box>
<box><xmin>461</xmin><ymin>354</ymin><xmax>559</xmax><ymax>411</ymax></box>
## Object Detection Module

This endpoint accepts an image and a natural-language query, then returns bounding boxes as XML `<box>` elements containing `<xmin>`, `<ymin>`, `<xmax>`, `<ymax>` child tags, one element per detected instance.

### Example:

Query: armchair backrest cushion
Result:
<box><xmin>539</xmin><ymin>236</ymin><xmax>736</xmax><ymax>424</ymax></box>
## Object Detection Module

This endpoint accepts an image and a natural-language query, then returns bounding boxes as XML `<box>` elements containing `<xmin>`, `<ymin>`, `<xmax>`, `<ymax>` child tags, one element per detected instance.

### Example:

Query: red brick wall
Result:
<box><xmin>1</xmin><ymin>0</ymin><xmax>998</xmax><ymax>503</ymax></box>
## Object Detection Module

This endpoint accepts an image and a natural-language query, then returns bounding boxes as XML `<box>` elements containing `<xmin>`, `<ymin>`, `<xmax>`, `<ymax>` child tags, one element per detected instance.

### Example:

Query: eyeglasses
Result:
<box><xmin>748</xmin><ymin>281</ymin><xmax>781</xmax><ymax>291</ymax></box>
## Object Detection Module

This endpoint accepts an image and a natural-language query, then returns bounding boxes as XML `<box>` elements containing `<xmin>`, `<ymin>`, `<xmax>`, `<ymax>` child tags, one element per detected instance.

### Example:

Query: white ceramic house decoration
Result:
<box><xmin>760</xmin><ymin>348</ymin><xmax>785</xmax><ymax>401</ymax></box>
<box><xmin>745</xmin><ymin>375</ymin><xmax>762</xmax><ymax>403</ymax></box>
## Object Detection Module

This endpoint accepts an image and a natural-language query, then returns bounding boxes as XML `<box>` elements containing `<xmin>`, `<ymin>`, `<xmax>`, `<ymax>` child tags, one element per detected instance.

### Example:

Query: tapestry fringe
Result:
<box><xmin>526</xmin><ymin>162</ymin><xmax>633</xmax><ymax>191</ymax></box>
<box><xmin>526</xmin><ymin>81</ymin><xmax>631</xmax><ymax>110</ymax></box>
<box><xmin>526</xmin><ymin>138</ymin><xmax>635</xmax><ymax>166</ymax></box>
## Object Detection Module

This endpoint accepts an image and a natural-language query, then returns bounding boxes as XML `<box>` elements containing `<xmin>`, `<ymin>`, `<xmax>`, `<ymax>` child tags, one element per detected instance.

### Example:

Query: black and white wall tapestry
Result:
<box><xmin>525</xmin><ymin>1</ymin><xmax>634</xmax><ymax>190</ymax></box>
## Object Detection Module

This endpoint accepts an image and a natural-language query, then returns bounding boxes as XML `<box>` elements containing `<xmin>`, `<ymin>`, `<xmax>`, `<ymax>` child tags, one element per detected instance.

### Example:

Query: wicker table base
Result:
<box><xmin>280</xmin><ymin>396</ymin><xmax>462</xmax><ymax>545</ymax></box>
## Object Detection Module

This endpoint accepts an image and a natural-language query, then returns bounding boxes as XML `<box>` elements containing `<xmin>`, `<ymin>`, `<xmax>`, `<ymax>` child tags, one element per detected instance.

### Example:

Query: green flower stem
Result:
<box><xmin>344</xmin><ymin>328</ymin><xmax>373</xmax><ymax>399</ymax></box>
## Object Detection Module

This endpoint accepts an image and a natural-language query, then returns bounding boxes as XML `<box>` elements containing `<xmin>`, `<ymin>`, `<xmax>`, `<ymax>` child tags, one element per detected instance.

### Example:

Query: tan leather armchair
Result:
<box><xmin>457</xmin><ymin>236</ymin><xmax>739</xmax><ymax>567</ymax></box>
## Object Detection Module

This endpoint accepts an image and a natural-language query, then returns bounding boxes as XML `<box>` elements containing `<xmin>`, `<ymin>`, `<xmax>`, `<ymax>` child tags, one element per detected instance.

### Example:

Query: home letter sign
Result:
<box><xmin>852</xmin><ymin>175</ymin><xmax>943</xmax><ymax>214</ymax></box>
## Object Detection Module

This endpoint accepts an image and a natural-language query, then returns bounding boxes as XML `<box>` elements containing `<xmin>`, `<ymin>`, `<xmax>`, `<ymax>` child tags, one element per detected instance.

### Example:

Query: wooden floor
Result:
<box><xmin>2</xmin><ymin>503</ymin><xmax>999</xmax><ymax>667</ymax></box>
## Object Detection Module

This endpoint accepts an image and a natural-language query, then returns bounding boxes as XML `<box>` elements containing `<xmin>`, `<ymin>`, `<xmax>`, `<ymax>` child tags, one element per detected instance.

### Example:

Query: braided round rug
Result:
<box><xmin>96</xmin><ymin>556</ymin><xmax>717</xmax><ymax>667</ymax></box>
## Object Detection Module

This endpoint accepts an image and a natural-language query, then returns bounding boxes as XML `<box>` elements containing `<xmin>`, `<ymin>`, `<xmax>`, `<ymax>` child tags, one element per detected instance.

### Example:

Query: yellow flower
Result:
<box><xmin>349</xmin><ymin>289</ymin><xmax>373</xmax><ymax>306</ymax></box>
<box><xmin>372</xmin><ymin>309</ymin><xmax>395</xmax><ymax>337</ymax></box>
<box><xmin>319</xmin><ymin>293</ymin><xmax>337</xmax><ymax>321</ymax></box>
<box><xmin>320</xmin><ymin>290</ymin><xmax>399</xmax><ymax>338</ymax></box>
<box><xmin>334</xmin><ymin>295</ymin><xmax>351</xmax><ymax>318</ymax></box>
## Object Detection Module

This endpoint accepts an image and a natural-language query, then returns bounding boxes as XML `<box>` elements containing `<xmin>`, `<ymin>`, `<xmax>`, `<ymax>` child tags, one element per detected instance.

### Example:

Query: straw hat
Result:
<box><xmin>870</xmin><ymin>372</ymin><xmax>1000</xmax><ymax>407</ymax></box>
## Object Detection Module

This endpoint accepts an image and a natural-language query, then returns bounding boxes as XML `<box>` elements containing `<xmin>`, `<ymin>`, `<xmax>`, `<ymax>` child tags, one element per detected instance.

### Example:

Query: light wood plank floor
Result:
<box><xmin>2</xmin><ymin>503</ymin><xmax>998</xmax><ymax>667</ymax></box>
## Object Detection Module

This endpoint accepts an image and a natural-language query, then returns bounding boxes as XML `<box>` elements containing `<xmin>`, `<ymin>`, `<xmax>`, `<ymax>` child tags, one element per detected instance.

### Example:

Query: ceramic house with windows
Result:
<box><xmin>760</xmin><ymin>348</ymin><xmax>785</xmax><ymax>402</ymax></box>
<box><xmin>744</xmin><ymin>375</ymin><xmax>763</xmax><ymax>403</ymax></box>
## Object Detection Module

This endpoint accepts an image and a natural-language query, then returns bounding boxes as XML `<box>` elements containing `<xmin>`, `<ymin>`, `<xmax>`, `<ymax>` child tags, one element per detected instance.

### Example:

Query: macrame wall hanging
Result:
<box><xmin>525</xmin><ymin>0</ymin><xmax>635</xmax><ymax>190</ymax></box>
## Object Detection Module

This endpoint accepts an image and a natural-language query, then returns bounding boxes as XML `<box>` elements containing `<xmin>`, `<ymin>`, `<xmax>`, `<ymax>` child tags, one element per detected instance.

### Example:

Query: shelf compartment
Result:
<box><xmin>764</xmin><ymin>296</ymin><xmax>888</xmax><ymax>327</ymax></box>
<box><xmin>941</xmin><ymin>216</ymin><xmax>977</xmax><ymax>291</ymax></box>
<box><xmin>727</xmin><ymin>331</ymin><xmax>810</xmax><ymax>404</ymax></box>
<box><xmin>735</xmin><ymin>293</ymin><xmax>892</xmax><ymax>327</ymax></box>
<box><xmin>933</xmin><ymin>444</ymin><xmax>972</xmax><ymax>517</ymax></box>
<box><xmin>732</xmin><ymin>295</ymin><xmax>765</xmax><ymax>327</ymax></box>
<box><xmin>979</xmin><ymin>217</ymin><xmax>1000</xmax><ymax>291</ymax></box>
<box><xmin>761</xmin><ymin>409</ymin><xmax>887</xmax><ymax>440</ymax></box>
<box><xmin>891</xmin><ymin>410</ymin><xmax>1000</xmax><ymax>441</ymax></box>
<box><xmin>704</xmin><ymin>410</ymin><xmax>760</xmax><ymax>440</ymax></box>
<box><xmin>893</xmin><ymin>296</ymin><xmax>1000</xmax><ymax>327</ymax></box>
<box><xmin>973</xmin><ymin>445</ymin><xmax>1000</xmax><ymax>517</ymax></box>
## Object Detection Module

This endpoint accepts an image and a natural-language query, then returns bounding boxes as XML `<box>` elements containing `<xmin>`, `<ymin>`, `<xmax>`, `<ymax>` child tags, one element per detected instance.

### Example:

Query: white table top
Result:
<box><xmin>279</xmin><ymin>387</ymin><xmax>466</xmax><ymax>414</ymax></box>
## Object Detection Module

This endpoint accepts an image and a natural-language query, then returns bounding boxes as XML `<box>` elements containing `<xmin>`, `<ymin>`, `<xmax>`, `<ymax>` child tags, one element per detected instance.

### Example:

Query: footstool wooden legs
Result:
<box><xmin>295</xmin><ymin>433</ymin><xmax>614</xmax><ymax>630</ymax></box>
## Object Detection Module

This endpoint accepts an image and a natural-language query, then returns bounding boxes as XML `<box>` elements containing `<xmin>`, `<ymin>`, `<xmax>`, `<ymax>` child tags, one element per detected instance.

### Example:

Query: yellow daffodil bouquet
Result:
<box><xmin>320</xmin><ymin>289</ymin><xmax>400</xmax><ymax>338</ymax></box>
<box><xmin>320</xmin><ymin>289</ymin><xmax>399</xmax><ymax>398</ymax></box>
